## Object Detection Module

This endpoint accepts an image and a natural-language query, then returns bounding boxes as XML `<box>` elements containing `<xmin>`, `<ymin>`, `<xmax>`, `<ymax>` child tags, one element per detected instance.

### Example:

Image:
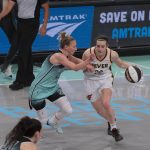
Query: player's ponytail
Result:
<box><xmin>59</xmin><ymin>32</ymin><xmax>75</xmax><ymax>49</ymax></box>
<box><xmin>3</xmin><ymin>116</ymin><xmax>42</xmax><ymax>149</ymax></box>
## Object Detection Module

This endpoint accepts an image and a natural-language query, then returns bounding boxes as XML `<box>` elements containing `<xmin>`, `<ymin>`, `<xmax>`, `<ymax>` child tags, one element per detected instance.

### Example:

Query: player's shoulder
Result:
<box><xmin>111</xmin><ymin>49</ymin><xmax>120</xmax><ymax>61</ymax></box>
<box><xmin>52</xmin><ymin>52</ymin><xmax>65</xmax><ymax>59</ymax></box>
<box><xmin>83</xmin><ymin>47</ymin><xmax>95</xmax><ymax>55</ymax></box>
<box><xmin>111</xmin><ymin>49</ymin><xmax>119</xmax><ymax>57</ymax></box>
<box><xmin>49</xmin><ymin>52</ymin><xmax>67</xmax><ymax>64</ymax></box>
<box><xmin>21</xmin><ymin>142</ymin><xmax>38</xmax><ymax>150</ymax></box>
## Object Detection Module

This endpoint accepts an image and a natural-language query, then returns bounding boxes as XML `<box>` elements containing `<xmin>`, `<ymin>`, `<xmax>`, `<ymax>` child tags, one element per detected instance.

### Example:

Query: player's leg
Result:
<box><xmin>29</xmin><ymin>99</ymin><xmax>48</xmax><ymax>124</ymax></box>
<box><xmin>101</xmin><ymin>89</ymin><xmax>115</xmax><ymax>124</ymax></box>
<box><xmin>46</xmin><ymin>88</ymin><xmax>72</xmax><ymax>134</ymax></box>
<box><xmin>91</xmin><ymin>96</ymin><xmax>113</xmax><ymax>135</ymax></box>
<box><xmin>47</xmin><ymin>96</ymin><xmax>72</xmax><ymax>134</ymax></box>
<box><xmin>91</xmin><ymin>98</ymin><xmax>109</xmax><ymax>121</ymax></box>
<box><xmin>85</xmin><ymin>78</ymin><xmax>113</xmax><ymax>136</ymax></box>
<box><xmin>49</xmin><ymin>96</ymin><xmax>72</xmax><ymax>123</ymax></box>
<box><xmin>101</xmin><ymin>88</ymin><xmax>123</xmax><ymax>142</ymax></box>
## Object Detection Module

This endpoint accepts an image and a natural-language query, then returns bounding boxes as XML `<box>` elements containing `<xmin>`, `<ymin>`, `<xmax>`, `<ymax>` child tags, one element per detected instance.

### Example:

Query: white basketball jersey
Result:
<box><xmin>84</xmin><ymin>47</ymin><xmax>113</xmax><ymax>80</ymax></box>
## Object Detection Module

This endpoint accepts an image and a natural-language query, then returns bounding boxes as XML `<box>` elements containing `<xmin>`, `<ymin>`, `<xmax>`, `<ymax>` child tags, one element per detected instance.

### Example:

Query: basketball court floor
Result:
<box><xmin>0</xmin><ymin>55</ymin><xmax>150</xmax><ymax>150</ymax></box>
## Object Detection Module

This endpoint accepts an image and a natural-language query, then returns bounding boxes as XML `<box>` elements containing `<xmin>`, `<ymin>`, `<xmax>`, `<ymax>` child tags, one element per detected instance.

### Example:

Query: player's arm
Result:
<box><xmin>50</xmin><ymin>53</ymin><xmax>90</xmax><ymax>71</ymax></box>
<box><xmin>39</xmin><ymin>1</ymin><xmax>49</xmax><ymax>36</ymax></box>
<box><xmin>82</xmin><ymin>49</ymin><xmax>94</xmax><ymax>72</ymax></box>
<box><xmin>0</xmin><ymin>0</ymin><xmax>15</xmax><ymax>20</ymax></box>
<box><xmin>111</xmin><ymin>50</ymin><xmax>130</xmax><ymax>69</ymax></box>
<box><xmin>68</xmin><ymin>55</ymin><xmax>83</xmax><ymax>64</ymax></box>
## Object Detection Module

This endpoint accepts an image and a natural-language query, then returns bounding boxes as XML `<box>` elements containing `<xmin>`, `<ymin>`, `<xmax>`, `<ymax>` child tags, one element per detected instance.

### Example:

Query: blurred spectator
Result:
<box><xmin>0</xmin><ymin>0</ymin><xmax>49</xmax><ymax>90</ymax></box>
<box><xmin>0</xmin><ymin>0</ymin><xmax>18</xmax><ymax>77</ymax></box>
<box><xmin>1</xmin><ymin>116</ymin><xmax>42</xmax><ymax>150</ymax></box>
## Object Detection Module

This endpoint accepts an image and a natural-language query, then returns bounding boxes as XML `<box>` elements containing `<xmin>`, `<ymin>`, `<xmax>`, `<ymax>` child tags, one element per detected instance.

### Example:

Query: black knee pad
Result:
<box><xmin>31</xmin><ymin>100</ymin><xmax>46</xmax><ymax>110</ymax></box>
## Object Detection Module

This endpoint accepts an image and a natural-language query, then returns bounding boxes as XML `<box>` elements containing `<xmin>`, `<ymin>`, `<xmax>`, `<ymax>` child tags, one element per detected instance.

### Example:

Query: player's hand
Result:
<box><xmin>83</xmin><ymin>54</ymin><xmax>95</xmax><ymax>66</ymax></box>
<box><xmin>85</xmin><ymin>64</ymin><xmax>94</xmax><ymax>72</ymax></box>
<box><xmin>39</xmin><ymin>25</ymin><xmax>47</xmax><ymax>36</ymax></box>
<box><xmin>89</xmin><ymin>53</ymin><xmax>95</xmax><ymax>61</ymax></box>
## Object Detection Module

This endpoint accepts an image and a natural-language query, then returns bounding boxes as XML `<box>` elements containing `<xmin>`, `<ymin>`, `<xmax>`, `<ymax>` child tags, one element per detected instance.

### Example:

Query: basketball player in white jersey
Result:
<box><xmin>82</xmin><ymin>35</ymin><xmax>130</xmax><ymax>142</ymax></box>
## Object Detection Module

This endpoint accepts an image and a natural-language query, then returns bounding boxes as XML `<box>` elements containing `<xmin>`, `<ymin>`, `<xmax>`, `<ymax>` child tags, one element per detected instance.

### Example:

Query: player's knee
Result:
<box><xmin>31</xmin><ymin>100</ymin><xmax>46</xmax><ymax>111</ymax></box>
<box><xmin>62</xmin><ymin>106</ymin><xmax>73</xmax><ymax>116</ymax></box>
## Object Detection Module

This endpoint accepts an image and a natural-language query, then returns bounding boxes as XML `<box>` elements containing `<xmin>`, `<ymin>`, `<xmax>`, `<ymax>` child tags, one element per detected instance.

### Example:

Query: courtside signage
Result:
<box><xmin>92</xmin><ymin>4</ymin><xmax>150</xmax><ymax>48</ymax></box>
<box><xmin>0</xmin><ymin>6</ymin><xmax>94</xmax><ymax>54</ymax></box>
<box><xmin>33</xmin><ymin>6</ymin><xmax>94</xmax><ymax>52</ymax></box>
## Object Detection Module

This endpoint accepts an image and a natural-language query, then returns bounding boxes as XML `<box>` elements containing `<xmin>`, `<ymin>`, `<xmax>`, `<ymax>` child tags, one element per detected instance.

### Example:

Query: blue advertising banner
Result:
<box><xmin>0</xmin><ymin>28</ymin><xmax>10</xmax><ymax>54</ymax></box>
<box><xmin>33</xmin><ymin>6</ymin><xmax>94</xmax><ymax>52</ymax></box>
<box><xmin>92</xmin><ymin>4</ymin><xmax>150</xmax><ymax>48</ymax></box>
<box><xmin>0</xmin><ymin>6</ymin><xmax>94</xmax><ymax>54</ymax></box>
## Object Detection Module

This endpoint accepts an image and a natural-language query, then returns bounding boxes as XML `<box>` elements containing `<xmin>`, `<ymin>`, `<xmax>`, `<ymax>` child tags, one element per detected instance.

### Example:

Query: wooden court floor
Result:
<box><xmin>0</xmin><ymin>78</ymin><xmax>150</xmax><ymax>150</ymax></box>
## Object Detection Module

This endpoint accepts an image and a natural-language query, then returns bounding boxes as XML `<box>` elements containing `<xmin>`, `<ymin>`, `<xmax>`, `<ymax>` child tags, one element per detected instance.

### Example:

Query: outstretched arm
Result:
<box><xmin>111</xmin><ymin>50</ymin><xmax>130</xmax><ymax>69</ymax></box>
<box><xmin>50</xmin><ymin>53</ymin><xmax>91</xmax><ymax>71</ymax></box>
<box><xmin>68</xmin><ymin>55</ymin><xmax>83</xmax><ymax>64</ymax></box>
<box><xmin>39</xmin><ymin>2</ymin><xmax>49</xmax><ymax>36</ymax></box>
<box><xmin>82</xmin><ymin>49</ymin><xmax>95</xmax><ymax>72</ymax></box>
<box><xmin>0</xmin><ymin>0</ymin><xmax>15</xmax><ymax>20</ymax></box>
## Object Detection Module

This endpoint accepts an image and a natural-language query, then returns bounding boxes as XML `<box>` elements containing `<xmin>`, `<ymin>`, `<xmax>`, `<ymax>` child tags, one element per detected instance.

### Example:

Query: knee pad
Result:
<box><xmin>62</xmin><ymin>106</ymin><xmax>73</xmax><ymax>116</ymax></box>
<box><xmin>54</xmin><ymin>96</ymin><xmax>73</xmax><ymax>116</ymax></box>
<box><xmin>31</xmin><ymin>100</ymin><xmax>46</xmax><ymax>110</ymax></box>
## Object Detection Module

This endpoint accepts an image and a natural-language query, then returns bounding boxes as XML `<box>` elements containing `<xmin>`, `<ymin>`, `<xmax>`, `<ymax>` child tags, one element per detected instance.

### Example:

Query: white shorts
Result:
<box><xmin>84</xmin><ymin>76</ymin><xmax>113</xmax><ymax>102</ymax></box>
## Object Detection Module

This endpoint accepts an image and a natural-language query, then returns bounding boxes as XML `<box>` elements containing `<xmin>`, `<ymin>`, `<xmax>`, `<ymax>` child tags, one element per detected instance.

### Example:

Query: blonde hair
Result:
<box><xmin>59</xmin><ymin>32</ymin><xmax>75</xmax><ymax>49</ymax></box>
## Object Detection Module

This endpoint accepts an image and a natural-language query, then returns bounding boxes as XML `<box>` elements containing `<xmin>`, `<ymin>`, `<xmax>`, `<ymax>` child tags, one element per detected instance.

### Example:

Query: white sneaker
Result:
<box><xmin>4</xmin><ymin>65</ymin><xmax>12</xmax><ymax>77</ymax></box>
<box><xmin>37</xmin><ymin>109</ymin><xmax>48</xmax><ymax>124</ymax></box>
<box><xmin>47</xmin><ymin>120</ymin><xmax>63</xmax><ymax>134</ymax></box>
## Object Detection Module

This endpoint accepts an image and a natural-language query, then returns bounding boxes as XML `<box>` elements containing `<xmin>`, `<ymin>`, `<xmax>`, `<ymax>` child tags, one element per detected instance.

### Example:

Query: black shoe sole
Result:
<box><xmin>114</xmin><ymin>136</ymin><xmax>124</xmax><ymax>142</ymax></box>
<box><xmin>111</xmin><ymin>128</ymin><xmax>124</xmax><ymax>142</ymax></box>
<box><xmin>107</xmin><ymin>130</ymin><xmax>112</xmax><ymax>135</ymax></box>
<box><xmin>112</xmin><ymin>134</ymin><xmax>124</xmax><ymax>142</ymax></box>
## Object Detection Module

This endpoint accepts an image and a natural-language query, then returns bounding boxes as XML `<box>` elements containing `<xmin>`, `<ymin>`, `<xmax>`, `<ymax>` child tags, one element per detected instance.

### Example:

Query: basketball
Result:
<box><xmin>125</xmin><ymin>66</ymin><xmax>142</xmax><ymax>83</ymax></box>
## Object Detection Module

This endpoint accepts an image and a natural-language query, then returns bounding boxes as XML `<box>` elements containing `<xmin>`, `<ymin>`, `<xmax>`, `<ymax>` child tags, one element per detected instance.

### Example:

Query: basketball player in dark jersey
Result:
<box><xmin>29</xmin><ymin>32</ymin><xmax>93</xmax><ymax>134</ymax></box>
<box><xmin>1</xmin><ymin>116</ymin><xmax>42</xmax><ymax>150</ymax></box>
<box><xmin>83</xmin><ymin>35</ymin><xmax>130</xmax><ymax>142</ymax></box>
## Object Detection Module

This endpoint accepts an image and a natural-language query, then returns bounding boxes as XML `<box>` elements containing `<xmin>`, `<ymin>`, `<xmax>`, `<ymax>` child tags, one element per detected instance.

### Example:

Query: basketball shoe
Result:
<box><xmin>47</xmin><ymin>119</ymin><xmax>63</xmax><ymax>134</ymax></box>
<box><xmin>111</xmin><ymin>128</ymin><xmax>123</xmax><ymax>142</ymax></box>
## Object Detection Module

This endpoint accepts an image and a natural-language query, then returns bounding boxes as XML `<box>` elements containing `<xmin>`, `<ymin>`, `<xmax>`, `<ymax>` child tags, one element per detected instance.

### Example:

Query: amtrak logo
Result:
<box><xmin>40</xmin><ymin>21</ymin><xmax>86</xmax><ymax>37</ymax></box>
